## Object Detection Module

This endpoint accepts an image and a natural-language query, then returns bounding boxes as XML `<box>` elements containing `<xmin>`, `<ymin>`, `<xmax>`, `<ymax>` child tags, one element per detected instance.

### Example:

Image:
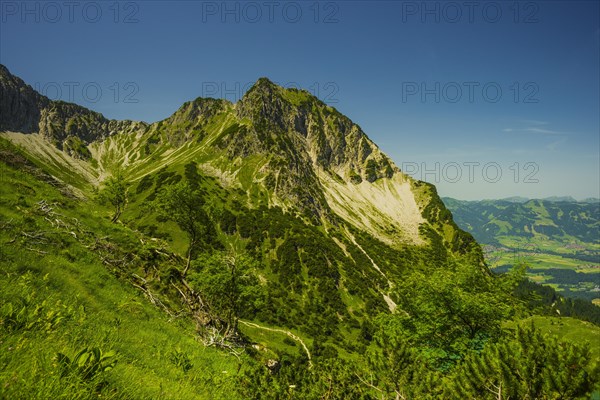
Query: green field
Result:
<box><xmin>483</xmin><ymin>235</ymin><xmax>600</xmax><ymax>301</ymax></box>
<box><xmin>0</xmin><ymin>159</ymin><xmax>248</xmax><ymax>399</ymax></box>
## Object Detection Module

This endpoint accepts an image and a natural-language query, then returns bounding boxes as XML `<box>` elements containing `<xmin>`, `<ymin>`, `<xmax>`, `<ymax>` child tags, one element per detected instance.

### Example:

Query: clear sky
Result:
<box><xmin>1</xmin><ymin>0</ymin><xmax>598</xmax><ymax>200</ymax></box>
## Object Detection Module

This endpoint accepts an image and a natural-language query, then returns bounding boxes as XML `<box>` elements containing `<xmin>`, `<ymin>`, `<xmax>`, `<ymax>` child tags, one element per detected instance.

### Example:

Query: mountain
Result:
<box><xmin>443</xmin><ymin>197</ymin><xmax>600</xmax><ymax>245</ymax></box>
<box><xmin>496</xmin><ymin>196</ymin><xmax>598</xmax><ymax>204</ymax></box>
<box><xmin>2</xmin><ymin>64</ymin><xmax>599</xmax><ymax>398</ymax></box>
<box><xmin>543</xmin><ymin>196</ymin><xmax>579</xmax><ymax>203</ymax></box>
<box><xmin>501</xmin><ymin>196</ymin><xmax>531</xmax><ymax>203</ymax></box>
<box><xmin>1</xmin><ymin>65</ymin><xmax>476</xmax><ymax>254</ymax></box>
<box><xmin>0</xmin><ymin>61</ymin><xmax>483</xmax><ymax>331</ymax></box>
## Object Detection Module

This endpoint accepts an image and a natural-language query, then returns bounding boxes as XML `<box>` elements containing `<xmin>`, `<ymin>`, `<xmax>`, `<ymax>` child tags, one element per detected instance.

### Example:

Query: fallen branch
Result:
<box><xmin>25</xmin><ymin>247</ymin><xmax>48</xmax><ymax>255</ymax></box>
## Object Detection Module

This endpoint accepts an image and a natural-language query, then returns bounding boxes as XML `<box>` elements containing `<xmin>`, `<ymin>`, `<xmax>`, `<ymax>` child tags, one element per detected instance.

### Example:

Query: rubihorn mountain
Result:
<box><xmin>0</xmin><ymin>59</ymin><xmax>482</xmax><ymax>351</ymax></box>
<box><xmin>3</xmin><ymin>64</ymin><xmax>598</xmax><ymax>398</ymax></box>
<box><xmin>0</xmin><ymin>64</ymin><xmax>476</xmax><ymax>257</ymax></box>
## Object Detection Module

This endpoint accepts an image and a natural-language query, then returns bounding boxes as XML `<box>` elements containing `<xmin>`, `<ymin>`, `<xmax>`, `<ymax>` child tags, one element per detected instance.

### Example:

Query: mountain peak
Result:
<box><xmin>242</xmin><ymin>77</ymin><xmax>317</xmax><ymax>106</ymax></box>
<box><xmin>254</xmin><ymin>76</ymin><xmax>278</xmax><ymax>88</ymax></box>
<box><xmin>232</xmin><ymin>75</ymin><xmax>398</xmax><ymax>183</ymax></box>
<box><xmin>242</xmin><ymin>77</ymin><xmax>288</xmax><ymax>102</ymax></box>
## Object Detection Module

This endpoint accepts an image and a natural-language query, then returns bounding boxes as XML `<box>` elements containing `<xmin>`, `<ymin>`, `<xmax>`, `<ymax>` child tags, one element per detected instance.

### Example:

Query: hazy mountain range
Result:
<box><xmin>443</xmin><ymin>197</ymin><xmax>600</xmax><ymax>245</ymax></box>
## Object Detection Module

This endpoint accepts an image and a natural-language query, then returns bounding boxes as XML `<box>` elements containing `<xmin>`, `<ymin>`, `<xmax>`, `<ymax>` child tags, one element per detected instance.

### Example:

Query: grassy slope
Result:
<box><xmin>5</xmin><ymin>124</ymin><xmax>385</xmax><ymax>335</ymax></box>
<box><xmin>0</xmin><ymin>143</ymin><xmax>245</xmax><ymax>399</ymax></box>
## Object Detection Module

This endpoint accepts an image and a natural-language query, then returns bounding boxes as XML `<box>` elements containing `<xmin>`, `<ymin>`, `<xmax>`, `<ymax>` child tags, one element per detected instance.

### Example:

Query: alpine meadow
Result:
<box><xmin>1</xmin><ymin>62</ymin><xmax>599</xmax><ymax>398</ymax></box>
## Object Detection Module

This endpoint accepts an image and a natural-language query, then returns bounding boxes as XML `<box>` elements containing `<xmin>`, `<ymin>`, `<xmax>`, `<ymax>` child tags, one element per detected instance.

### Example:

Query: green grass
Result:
<box><xmin>0</xmin><ymin>150</ymin><xmax>246</xmax><ymax>399</ymax></box>
<box><xmin>279</xmin><ymin>88</ymin><xmax>311</xmax><ymax>106</ymax></box>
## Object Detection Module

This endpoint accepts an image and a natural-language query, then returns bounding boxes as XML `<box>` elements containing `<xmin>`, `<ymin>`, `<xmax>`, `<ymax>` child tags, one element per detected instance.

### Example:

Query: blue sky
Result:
<box><xmin>1</xmin><ymin>0</ymin><xmax>598</xmax><ymax>200</ymax></box>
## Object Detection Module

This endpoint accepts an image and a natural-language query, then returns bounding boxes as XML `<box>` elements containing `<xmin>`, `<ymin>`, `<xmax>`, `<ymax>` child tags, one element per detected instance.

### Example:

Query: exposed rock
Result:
<box><xmin>0</xmin><ymin>64</ymin><xmax>146</xmax><ymax>146</ymax></box>
<box><xmin>0</xmin><ymin>64</ymin><xmax>49</xmax><ymax>133</ymax></box>
<box><xmin>266</xmin><ymin>359</ymin><xmax>280</xmax><ymax>374</ymax></box>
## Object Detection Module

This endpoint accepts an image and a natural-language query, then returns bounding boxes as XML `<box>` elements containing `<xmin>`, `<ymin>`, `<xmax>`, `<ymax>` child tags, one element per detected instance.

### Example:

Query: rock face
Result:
<box><xmin>234</xmin><ymin>78</ymin><xmax>396</xmax><ymax>182</ymax></box>
<box><xmin>0</xmin><ymin>64</ymin><xmax>49</xmax><ymax>133</ymax></box>
<box><xmin>38</xmin><ymin>102</ymin><xmax>109</xmax><ymax>144</ymax></box>
<box><xmin>0</xmin><ymin>64</ymin><xmax>143</xmax><ymax>145</ymax></box>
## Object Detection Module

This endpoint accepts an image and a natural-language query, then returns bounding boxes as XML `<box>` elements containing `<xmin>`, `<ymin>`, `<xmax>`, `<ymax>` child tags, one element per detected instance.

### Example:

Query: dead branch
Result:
<box><xmin>0</xmin><ymin>218</ymin><xmax>13</xmax><ymax>230</ymax></box>
<box><xmin>25</xmin><ymin>247</ymin><xmax>48</xmax><ymax>255</ymax></box>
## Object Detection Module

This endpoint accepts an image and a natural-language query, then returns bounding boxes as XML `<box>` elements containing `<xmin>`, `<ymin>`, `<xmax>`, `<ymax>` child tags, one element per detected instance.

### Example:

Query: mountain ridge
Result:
<box><xmin>1</xmin><ymin>64</ymin><xmax>476</xmax><ymax>254</ymax></box>
<box><xmin>444</xmin><ymin>196</ymin><xmax>600</xmax><ymax>204</ymax></box>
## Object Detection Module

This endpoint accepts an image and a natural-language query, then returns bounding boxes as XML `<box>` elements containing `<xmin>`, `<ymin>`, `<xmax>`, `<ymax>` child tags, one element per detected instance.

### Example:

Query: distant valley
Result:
<box><xmin>444</xmin><ymin>197</ymin><xmax>600</xmax><ymax>302</ymax></box>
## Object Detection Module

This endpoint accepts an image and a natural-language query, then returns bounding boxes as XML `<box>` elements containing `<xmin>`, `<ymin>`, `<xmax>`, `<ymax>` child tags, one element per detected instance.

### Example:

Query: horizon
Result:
<box><xmin>443</xmin><ymin>195</ymin><xmax>600</xmax><ymax>202</ymax></box>
<box><xmin>1</xmin><ymin>0</ymin><xmax>598</xmax><ymax>200</ymax></box>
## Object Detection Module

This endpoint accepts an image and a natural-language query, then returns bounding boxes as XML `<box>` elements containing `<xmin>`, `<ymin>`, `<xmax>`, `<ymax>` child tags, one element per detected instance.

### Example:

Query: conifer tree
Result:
<box><xmin>446</xmin><ymin>325</ymin><xmax>599</xmax><ymax>399</ymax></box>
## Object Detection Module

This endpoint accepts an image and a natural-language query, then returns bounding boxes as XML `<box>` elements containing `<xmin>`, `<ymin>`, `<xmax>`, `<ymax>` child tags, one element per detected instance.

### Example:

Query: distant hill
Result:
<box><xmin>443</xmin><ymin>197</ymin><xmax>600</xmax><ymax>246</ymax></box>
<box><xmin>498</xmin><ymin>196</ymin><xmax>599</xmax><ymax>204</ymax></box>
<box><xmin>582</xmin><ymin>197</ymin><xmax>600</xmax><ymax>204</ymax></box>
<box><xmin>543</xmin><ymin>196</ymin><xmax>578</xmax><ymax>203</ymax></box>
<box><xmin>501</xmin><ymin>196</ymin><xmax>531</xmax><ymax>203</ymax></box>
